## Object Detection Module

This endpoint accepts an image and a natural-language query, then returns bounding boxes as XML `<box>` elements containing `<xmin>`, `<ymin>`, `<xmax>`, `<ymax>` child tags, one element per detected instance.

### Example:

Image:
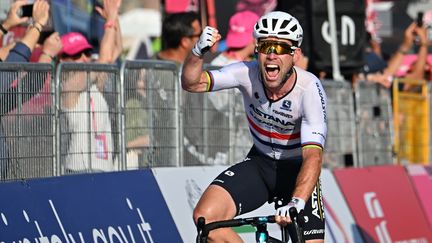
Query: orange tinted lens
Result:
<box><xmin>257</xmin><ymin>42</ymin><xmax>293</xmax><ymax>55</ymax></box>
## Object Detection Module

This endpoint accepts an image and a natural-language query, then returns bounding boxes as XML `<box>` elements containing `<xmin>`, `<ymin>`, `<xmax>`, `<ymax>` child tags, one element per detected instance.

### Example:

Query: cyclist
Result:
<box><xmin>181</xmin><ymin>11</ymin><xmax>326</xmax><ymax>242</ymax></box>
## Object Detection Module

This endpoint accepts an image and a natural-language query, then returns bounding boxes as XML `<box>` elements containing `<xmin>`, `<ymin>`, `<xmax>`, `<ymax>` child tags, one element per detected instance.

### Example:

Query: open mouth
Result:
<box><xmin>265</xmin><ymin>64</ymin><xmax>280</xmax><ymax>80</ymax></box>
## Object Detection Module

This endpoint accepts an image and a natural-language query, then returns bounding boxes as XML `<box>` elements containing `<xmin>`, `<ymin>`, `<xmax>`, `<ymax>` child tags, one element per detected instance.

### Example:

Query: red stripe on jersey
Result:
<box><xmin>247</xmin><ymin>115</ymin><xmax>300</xmax><ymax>140</ymax></box>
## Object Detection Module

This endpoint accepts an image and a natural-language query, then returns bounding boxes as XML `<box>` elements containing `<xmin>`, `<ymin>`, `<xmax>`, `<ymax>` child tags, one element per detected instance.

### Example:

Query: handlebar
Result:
<box><xmin>199</xmin><ymin>215</ymin><xmax>275</xmax><ymax>233</ymax></box>
<box><xmin>196</xmin><ymin>215</ymin><xmax>275</xmax><ymax>243</ymax></box>
<box><xmin>197</xmin><ymin>212</ymin><xmax>305</xmax><ymax>243</ymax></box>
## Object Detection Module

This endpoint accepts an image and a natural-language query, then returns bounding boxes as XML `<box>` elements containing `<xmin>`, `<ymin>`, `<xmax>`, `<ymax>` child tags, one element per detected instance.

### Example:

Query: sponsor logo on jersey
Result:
<box><xmin>249</xmin><ymin>104</ymin><xmax>295</xmax><ymax>131</ymax></box>
<box><xmin>304</xmin><ymin>229</ymin><xmax>325</xmax><ymax>235</ymax></box>
<box><xmin>281</xmin><ymin>100</ymin><xmax>292</xmax><ymax>111</ymax></box>
<box><xmin>315</xmin><ymin>82</ymin><xmax>327</xmax><ymax>122</ymax></box>
<box><xmin>311</xmin><ymin>180</ymin><xmax>325</xmax><ymax>220</ymax></box>
<box><xmin>224</xmin><ymin>170</ymin><xmax>235</xmax><ymax>176</ymax></box>
<box><xmin>312</xmin><ymin>131</ymin><xmax>325</xmax><ymax>140</ymax></box>
<box><xmin>273</xmin><ymin>109</ymin><xmax>293</xmax><ymax>119</ymax></box>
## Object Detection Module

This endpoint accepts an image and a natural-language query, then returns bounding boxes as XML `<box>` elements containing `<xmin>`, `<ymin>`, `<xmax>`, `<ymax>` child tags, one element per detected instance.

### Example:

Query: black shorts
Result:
<box><xmin>211</xmin><ymin>146</ymin><xmax>325</xmax><ymax>240</ymax></box>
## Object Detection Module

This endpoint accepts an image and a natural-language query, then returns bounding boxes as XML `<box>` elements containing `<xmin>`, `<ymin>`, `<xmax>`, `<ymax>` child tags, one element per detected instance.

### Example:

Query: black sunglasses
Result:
<box><xmin>61</xmin><ymin>49</ymin><xmax>92</xmax><ymax>60</ymax></box>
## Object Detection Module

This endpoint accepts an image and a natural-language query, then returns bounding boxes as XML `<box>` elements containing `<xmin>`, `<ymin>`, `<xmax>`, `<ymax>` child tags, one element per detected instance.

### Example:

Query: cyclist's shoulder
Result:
<box><xmin>217</xmin><ymin>60</ymin><xmax>258</xmax><ymax>73</ymax></box>
<box><xmin>294</xmin><ymin>66</ymin><xmax>323</xmax><ymax>90</ymax></box>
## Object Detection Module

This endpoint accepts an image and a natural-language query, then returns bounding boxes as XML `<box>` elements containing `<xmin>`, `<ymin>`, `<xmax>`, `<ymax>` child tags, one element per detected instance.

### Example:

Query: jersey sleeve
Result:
<box><xmin>300</xmin><ymin>78</ymin><xmax>327</xmax><ymax>148</ymax></box>
<box><xmin>206</xmin><ymin>62</ymin><xmax>244</xmax><ymax>91</ymax></box>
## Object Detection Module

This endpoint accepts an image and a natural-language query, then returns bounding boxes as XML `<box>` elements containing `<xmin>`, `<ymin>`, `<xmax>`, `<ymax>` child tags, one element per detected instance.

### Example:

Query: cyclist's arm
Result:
<box><xmin>181</xmin><ymin>53</ymin><xmax>209</xmax><ymax>93</ymax></box>
<box><xmin>293</xmin><ymin>146</ymin><xmax>323</xmax><ymax>202</ymax></box>
<box><xmin>294</xmin><ymin>77</ymin><xmax>327</xmax><ymax>202</ymax></box>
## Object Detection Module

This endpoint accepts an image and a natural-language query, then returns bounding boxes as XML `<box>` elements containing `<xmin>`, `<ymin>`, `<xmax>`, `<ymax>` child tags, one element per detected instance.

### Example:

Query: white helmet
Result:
<box><xmin>254</xmin><ymin>11</ymin><xmax>303</xmax><ymax>47</ymax></box>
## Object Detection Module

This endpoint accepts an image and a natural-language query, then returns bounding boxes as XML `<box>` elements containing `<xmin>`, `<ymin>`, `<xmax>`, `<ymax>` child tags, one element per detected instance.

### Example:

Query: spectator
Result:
<box><xmin>152</xmin><ymin>11</ymin><xmax>204</xmax><ymax>166</ymax></box>
<box><xmin>153</xmin><ymin>11</ymin><xmax>201</xmax><ymax>66</ymax></box>
<box><xmin>125</xmin><ymin>69</ymin><xmax>150</xmax><ymax>168</ymax></box>
<box><xmin>361</xmin><ymin>22</ymin><xmax>429</xmax><ymax>89</ymax></box>
<box><xmin>210</xmin><ymin>11</ymin><xmax>259</xmax><ymax>66</ymax></box>
<box><xmin>0</xmin><ymin>0</ymin><xmax>50</xmax><ymax>180</ymax></box>
<box><xmin>57</xmin><ymin>0</ymin><xmax>122</xmax><ymax>173</ymax></box>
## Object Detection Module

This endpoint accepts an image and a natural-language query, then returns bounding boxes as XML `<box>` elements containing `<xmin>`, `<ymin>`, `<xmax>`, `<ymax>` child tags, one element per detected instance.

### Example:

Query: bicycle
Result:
<box><xmin>196</xmin><ymin>207</ymin><xmax>305</xmax><ymax>243</ymax></box>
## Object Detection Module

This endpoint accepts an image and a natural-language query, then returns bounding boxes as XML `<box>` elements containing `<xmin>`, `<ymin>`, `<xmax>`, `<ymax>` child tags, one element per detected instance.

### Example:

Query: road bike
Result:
<box><xmin>196</xmin><ymin>207</ymin><xmax>305</xmax><ymax>243</ymax></box>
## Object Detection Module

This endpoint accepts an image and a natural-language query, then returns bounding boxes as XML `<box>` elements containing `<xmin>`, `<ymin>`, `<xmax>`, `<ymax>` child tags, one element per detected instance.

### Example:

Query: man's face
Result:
<box><xmin>186</xmin><ymin>20</ymin><xmax>202</xmax><ymax>51</ymax></box>
<box><xmin>256</xmin><ymin>37</ymin><xmax>300</xmax><ymax>90</ymax></box>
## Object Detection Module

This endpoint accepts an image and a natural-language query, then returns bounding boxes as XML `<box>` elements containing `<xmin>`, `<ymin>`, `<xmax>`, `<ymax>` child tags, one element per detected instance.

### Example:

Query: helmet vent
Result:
<box><xmin>280</xmin><ymin>19</ymin><xmax>289</xmax><ymax>29</ymax></box>
<box><xmin>290</xmin><ymin>25</ymin><xmax>298</xmax><ymax>32</ymax></box>
<box><xmin>272</xmin><ymin>19</ymin><xmax>278</xmax><ymax>30</ymax></box>
<box><xmin>262</xmin><ymin>19</ymin><xmax>268</xmax><ymax>29</ymax></box>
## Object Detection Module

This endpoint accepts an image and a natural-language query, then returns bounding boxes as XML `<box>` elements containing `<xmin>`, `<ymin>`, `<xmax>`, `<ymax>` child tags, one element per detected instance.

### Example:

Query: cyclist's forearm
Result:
<box><xmin>293</xmin><ymin>147</ymin><xmax>322</xmax><ymax>202</ymax></box>
<box><xmin>181</xmin><ymin>53</ymin><xmax>208</xmax><ymax>92</ymax></box>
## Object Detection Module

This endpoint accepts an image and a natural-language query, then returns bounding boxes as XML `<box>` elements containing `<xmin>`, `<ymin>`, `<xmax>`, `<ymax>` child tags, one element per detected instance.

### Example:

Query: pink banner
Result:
<box><xmin>406</xmin><ymin>165</ymin><xmax>432</xmax><ymax>229</ymax></box>
<box><xmin>334</xmin><ymin>165</ymin><xmax>432</xmax><ymax>242</ymax></box>
<box><xmin>165</xmin><ymin>0</ymin><xmax>199</xmax><ymax>13</ymax></box>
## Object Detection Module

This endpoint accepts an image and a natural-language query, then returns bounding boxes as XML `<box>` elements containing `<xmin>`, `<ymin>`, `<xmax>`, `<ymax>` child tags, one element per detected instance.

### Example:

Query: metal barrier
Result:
<box><xmin>322</xmin><ymin>80</ymin><xmax>358</xmax><ymax>168</ymax></box>
<box><xmin>182</xmin><ymin>65</ymin><xmax>252</xmax><ymax>166</ymax></box>
<box><xmin>0</xmin><ymin>63</ymin><xmax>55</xmax><ymax>180</ymax></box>
<box><xmin>120</xmin><ymin>60</ymin><xmax>180</xmax><ymax>168</ymax></box>
<box><xmin>56</xmin><ymin>63</ymin><xmax>121</xmax><ymax>174</ymax></box>
<box><xmin>0</xmin><ymin>60</ymin><xmax>416</xmax><ymax>181</ymax></box>
<box><xmin>354</xmin><ymin>81</ymin><xmax>394</xmax><ymax>166</ymax></box>
<box><xmin>393</xmin><ymin>78</ymin><xmax>430</xmax><ymax>164</ymax></box>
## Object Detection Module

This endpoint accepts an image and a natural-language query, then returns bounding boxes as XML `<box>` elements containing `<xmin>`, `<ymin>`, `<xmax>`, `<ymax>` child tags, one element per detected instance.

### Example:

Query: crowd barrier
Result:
<box><xmin>393</xmin><ymin>78</ymin><xmax>430</xmax><ymax>164</ymax></box>
<box><xmin>0</xmin><ymin>61</ymin><xmax>430</xmax><ymax>181</ymax></box>
<box><xmin>0</xmin><ymin>165</ymin><xmax>431</xmax><ymax>242</ymax></box>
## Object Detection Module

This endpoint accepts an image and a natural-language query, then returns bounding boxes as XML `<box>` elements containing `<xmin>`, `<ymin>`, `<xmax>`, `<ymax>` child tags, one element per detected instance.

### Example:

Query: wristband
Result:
<box><xmin>31</xmin><ymin>24</ymin><xmax>42</xmax><ymax>33</ymax></box>
<box><xmin>290</xmin><ymin>197</ymin><xmax>306</xmax><ymax>212</ymax></box>
<box><xmin>104</xmin><ymin>21</ymin><xmax>115</xmax><ymax>29</ymax></box>
<box><xmin>0</xmin><ymin>24</ymin><xmax>7</xmax><ymax>34</ymax></box>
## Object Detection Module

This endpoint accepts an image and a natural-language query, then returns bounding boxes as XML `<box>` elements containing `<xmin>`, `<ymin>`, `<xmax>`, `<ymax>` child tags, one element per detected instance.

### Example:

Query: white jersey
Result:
<box><xmin>207</xmin><ymin>61</ymin><xmax>327</xmax><ymax>160</ymax></box>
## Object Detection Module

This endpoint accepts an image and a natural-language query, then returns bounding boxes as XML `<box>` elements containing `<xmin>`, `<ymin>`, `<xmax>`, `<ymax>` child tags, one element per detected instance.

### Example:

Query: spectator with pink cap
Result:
<box><xmin>211</xmin><ymin>10</ymin><xmax>259</xmax><ymax>66</ymax></box>
<box><xmin>57</xmin><ymin>0</ymin><xmax>123</xmax><ymax>174</ymax></box>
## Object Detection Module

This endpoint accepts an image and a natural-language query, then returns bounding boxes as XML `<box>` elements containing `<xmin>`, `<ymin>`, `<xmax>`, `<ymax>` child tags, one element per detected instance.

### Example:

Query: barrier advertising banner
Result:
<box><xmin>406</xmin><ymin>165</ymin><xmax>432</xmax><ymax>229</ymax></box>
<box><xmin>334</xmin><ymin>165</ymin><xmax>432</xmax><ymax>242</ymax></box>
<box><xmin>321</xmin><ymin>169</ymin><xmax>364</xmax><ymax>243</ymax></box>
<box><xmin>0</xmin><ymin>170</ymin><xmax>182</xmax><ymax>243</ymax></box>
<box><xmin>153</xmin><ymin>166</ymin><xmax>281</xmax><ymax>243</ymax></box>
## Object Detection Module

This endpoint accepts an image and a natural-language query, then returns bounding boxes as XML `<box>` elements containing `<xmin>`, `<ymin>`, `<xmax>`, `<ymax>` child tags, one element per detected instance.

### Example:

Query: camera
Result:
<box><xmin>18</xmin><ymin>4</ymin><xmax>33</xmax><ymax>17</ymax></box>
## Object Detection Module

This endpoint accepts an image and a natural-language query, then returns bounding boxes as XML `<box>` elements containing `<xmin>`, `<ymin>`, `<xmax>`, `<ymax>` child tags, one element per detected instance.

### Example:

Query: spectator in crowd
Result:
<box><xmin>125</xmin><ymin>69</ymin><xmax>150</xmax><ymax>168</ymax></box>
<box><xmin>57</xmin><ymin>0</ymin><xmax>122</xmax><ymax>173</ymax></box>
<box><xmin>0</xmin><ymin>0</ymin><xmax>49</xmax><ymax>63</ymax></box>
<box><xmin>0</xmin><ymin>0</ymin><xmax>50</xmax><ymax>179</ymax></box>
<box><xmin>152</xmin><ymin>11</ymin><xmax>206</xmax><ymax>166</ymax></box>
<box><xmin>153</xmin><ymin>11</ymin><xmax>201</xmax><ymax>66</ymax></box>
<box><xmin>210</xmin><ymin>11</ymin><xmax>259</xmax><ymax>66</ymax></box>
<box><xmin>360</xmin><ymin>22</ymin><xmax>429</xmax><ymax>89</ymax></box>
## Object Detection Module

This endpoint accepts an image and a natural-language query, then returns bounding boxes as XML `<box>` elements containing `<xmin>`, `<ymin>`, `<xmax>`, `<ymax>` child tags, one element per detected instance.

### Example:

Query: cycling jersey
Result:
<box><xmin>206</xmin><ymin>61</ymin><xmax>327</xmax><ymax>160</ymax></box>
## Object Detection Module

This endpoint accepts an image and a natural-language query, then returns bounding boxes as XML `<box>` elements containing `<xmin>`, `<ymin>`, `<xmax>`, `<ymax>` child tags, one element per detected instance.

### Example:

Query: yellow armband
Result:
<box><xmin>302</xmin><ymin>144</ymin><xmax>323</xmax><ymax>150</ymax></box>
<box><xmin>205</xmin><ymin>71</ymin><xmax>212</xmax><ymax>91</ymax></box>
